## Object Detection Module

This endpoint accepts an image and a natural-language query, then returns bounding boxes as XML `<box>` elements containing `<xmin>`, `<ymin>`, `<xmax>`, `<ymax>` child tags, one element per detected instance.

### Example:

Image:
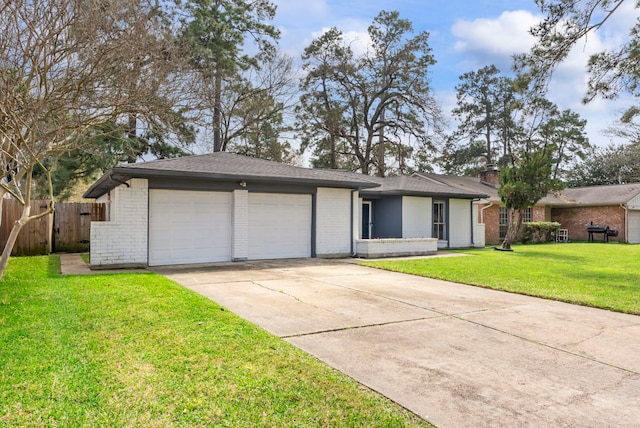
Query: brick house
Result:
<box><xmin>415</xmin><ymin>170</ymin><xmax>640</xmax><ymax>245</ymax></box>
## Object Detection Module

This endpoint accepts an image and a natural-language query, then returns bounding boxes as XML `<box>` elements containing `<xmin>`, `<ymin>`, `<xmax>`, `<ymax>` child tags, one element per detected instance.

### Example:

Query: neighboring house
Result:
<box><xmin>552</xmin><ymin>184</ymin><xmax>640</xmax><ymax>243</ymax></box>
<box><xmin>83</xmin><ymin>153</ymin><xmax>487</xmax><ymax>268</ymax></box>
<box><xmin>417</xmin><ymin>169</ymin><xmax>640</xmax><ymax>245</ymax></box>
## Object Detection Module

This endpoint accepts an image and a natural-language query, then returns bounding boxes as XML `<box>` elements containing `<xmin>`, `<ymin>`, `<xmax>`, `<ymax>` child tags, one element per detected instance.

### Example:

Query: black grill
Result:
<box><xmin>587</xmin><ymin>224</ymin><xmax>617</xmax><ymax>242</ymax></box>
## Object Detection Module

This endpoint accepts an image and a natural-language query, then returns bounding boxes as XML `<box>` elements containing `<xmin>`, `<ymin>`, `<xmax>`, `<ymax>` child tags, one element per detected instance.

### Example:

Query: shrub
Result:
<box><xmin>521</xmin><ymin>222</ymin><xmax>561</xmax><ymax>243</ymax></box>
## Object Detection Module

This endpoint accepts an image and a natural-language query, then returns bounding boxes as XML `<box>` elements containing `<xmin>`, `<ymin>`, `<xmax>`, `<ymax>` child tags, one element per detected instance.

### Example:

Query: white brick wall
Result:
<box><xmin>402</xmin><ymin>196</ymin><xmax>432</xmax><ymax>238</ymax></box>
<box><xmin>449</xmin><ymin>198</ymin><xmax>472</xmax><ymax>248</ymax></box>
<box><xmin>316</xmin><ymin>187</ymin><xmax>353</xmax><ymax>257</ymax></box>
<box><xmin>90</xmin><ymin>178</ymin><xmax>149</xmax><ymax>267</ymax></box>
<box><xmin>232</xmin><ymin>189</ymin><xmax>249</xmax><ymax>261</ymax></box>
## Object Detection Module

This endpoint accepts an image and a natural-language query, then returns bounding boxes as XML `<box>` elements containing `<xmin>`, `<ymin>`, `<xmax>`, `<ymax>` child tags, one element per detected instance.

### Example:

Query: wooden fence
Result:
<box><xmin>0</xmin><ymin>199</ymin><xmax>106</xmax><ymax>256</ymax></box>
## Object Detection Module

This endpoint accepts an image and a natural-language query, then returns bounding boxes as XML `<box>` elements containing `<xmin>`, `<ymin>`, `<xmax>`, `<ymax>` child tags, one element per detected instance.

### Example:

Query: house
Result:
<box><xmin>417</xmin><ymin>169</ymin><xmax>640</xmax><ymax>245</ymax></box>
<box><xmin>552</xmin><ymin>183</ymin><xmax>640</xmax><ymax>243</ymax></box>
<box><xmin>83</xmin><ymin>153</ymin><xmax>487</xmax><ymax>268</ymax></box>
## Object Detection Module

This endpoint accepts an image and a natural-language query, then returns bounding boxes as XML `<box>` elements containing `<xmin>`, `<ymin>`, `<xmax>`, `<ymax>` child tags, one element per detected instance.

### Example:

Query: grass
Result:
<box><xmin>0</xmin><ymin>256</ymin><xmax>431</xmax><ymax>427</ymax></box>
<box><xmin>362</xmin><ymin>243</ymin><xmax>640</xmax><ymax>315</ymax></box>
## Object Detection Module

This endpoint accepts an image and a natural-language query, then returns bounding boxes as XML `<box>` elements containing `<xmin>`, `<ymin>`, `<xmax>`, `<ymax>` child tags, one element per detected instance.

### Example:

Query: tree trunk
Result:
<box><xmin>376</xmin><ymin>109</ymin><xmax>385</xmax><ymax>177</ymax></box>
<box><xmin>127</xmin><ymin>114</ymin><xmax>137</xmax><ymax>163</ymax></box>
<box><xmin>500</xmin><ymin>208</ymin><xmax>523</xmax><ymax>251</ymax></box>
<box><xmin>213</xmin><ymin>67</ymin><xmax>223</xmax><ymax>152</ymax></box>
<box><xmin>0</xmin><ymin>203</ymin><xmax>31</xmax><ymax>279</ymax></box>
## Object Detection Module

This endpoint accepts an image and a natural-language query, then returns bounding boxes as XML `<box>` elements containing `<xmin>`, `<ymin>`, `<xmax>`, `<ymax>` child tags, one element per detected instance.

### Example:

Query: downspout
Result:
<box><xmin>621</xmin><ymin>203</ymin><xmax>629</xmax><ymax>243</ymax></box>
<box><xmin>480</xmin><ymin>202</ymin><xmax>493</xmax><ymax>224</ymax></box>
<box><xmin>471</xmin><ymin>199</ymin><xmax>480</xmax><ymax>246</ymax></box>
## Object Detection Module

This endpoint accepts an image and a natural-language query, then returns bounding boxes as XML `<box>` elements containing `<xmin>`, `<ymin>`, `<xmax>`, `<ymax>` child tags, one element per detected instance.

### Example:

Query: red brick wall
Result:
<box><xmin>551</xmin><ymin>206</ymin><xmax>625</xmax><ymax>242</ymax></box>
<box><xmin>480</xmin><ymin>204</ymin><xmax>501</xmax><ymax>245</ymax></box>
<box><xmin>479</xmin><ymin>204</ymin><xmax>555</xmax><ymax>245</ymax></box>
<box><xmin>531</xmin><ymin>206</ymin><xmax>549</xmax><ymax>222</ymax></box>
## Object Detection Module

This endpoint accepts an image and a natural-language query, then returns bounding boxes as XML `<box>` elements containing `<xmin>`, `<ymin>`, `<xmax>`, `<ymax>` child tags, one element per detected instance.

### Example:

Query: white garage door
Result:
<box><xmin>629</xmin><ymin>210</ymin><xmax>640</xmax><ymax>244</ymax></box>
<box><xmin>248</xmin><ymin>193</ymin><xmax>312</xmax><ymax>259</ymax></box>
<box><xmin>149</xmin><ymin>190</ymin><xmax>232</xmax><ymax>266</ymax></box>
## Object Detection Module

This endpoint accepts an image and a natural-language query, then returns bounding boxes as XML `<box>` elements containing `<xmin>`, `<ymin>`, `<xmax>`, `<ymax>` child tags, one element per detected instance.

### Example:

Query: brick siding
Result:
<box><xmin>90</xmin><ymin>178</ymin><xmax>149</xmax><ymax>267</ymax></box>
<box><xmin>551</xmin><ymin>206</ymin><xmax>625</xmax><ymax>242</ymax></box>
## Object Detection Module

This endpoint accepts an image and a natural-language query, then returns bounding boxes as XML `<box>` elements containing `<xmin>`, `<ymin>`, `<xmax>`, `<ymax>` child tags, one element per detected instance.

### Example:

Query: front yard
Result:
<box><xmin>363</xmin><ymin>243</ymin><xmax>640</xmax><ymax>315</ymax></box>
<box><xmin>0</xmin><ymin>256</ymin><xmax>430</xmax><ymax>427</ymax></box>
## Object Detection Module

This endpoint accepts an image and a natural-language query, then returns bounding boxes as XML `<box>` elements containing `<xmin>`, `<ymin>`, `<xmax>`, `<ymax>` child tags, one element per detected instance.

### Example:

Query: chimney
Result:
<box><xmin>480</xmin><ymin>164</ymin><xmax>500</xmax><ymax>188</ymax></box>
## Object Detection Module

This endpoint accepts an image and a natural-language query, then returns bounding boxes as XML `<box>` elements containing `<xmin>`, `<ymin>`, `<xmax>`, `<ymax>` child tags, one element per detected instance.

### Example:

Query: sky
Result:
<box><xmin>270</xmin><ymin>0</ymin><xmax>638</xmax><ymax>150</ymax></box>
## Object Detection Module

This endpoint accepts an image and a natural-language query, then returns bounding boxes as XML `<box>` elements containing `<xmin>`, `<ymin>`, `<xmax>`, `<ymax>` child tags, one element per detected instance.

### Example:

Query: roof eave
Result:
<box><xmin>83</xmin><ymin>167</ymin><xmax>379</xmax><ymax>199</ymax></box>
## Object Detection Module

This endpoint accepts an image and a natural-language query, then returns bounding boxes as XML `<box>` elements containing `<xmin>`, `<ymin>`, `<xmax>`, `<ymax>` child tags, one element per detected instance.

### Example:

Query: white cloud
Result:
<box><xmin>452</xmin><ymin>10</ymin><xmax>539</xmax><ymax>57</ymax></box>
<box><xmin>448</xmin><ymin>7</ymin><xmax>639</xmax><ymax>147</ymax></box>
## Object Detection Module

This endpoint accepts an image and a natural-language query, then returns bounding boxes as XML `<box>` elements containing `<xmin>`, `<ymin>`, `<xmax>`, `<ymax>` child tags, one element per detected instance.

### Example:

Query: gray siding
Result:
<box><xmin>373</xmin><ymin>196</ymin><xmax>403</xmax><ymax>238</ymax></box>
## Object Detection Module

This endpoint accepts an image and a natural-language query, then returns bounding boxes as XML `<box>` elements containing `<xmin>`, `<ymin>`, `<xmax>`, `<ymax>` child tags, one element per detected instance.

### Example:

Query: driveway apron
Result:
<box><xmin>154</xmin><ymin>259</ymin><xmax>640</xmax><ymax>428</ymax></box>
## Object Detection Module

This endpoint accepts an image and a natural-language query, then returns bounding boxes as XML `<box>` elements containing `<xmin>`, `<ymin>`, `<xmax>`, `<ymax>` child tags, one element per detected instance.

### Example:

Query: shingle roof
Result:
<box><xmin>360</xmin><ymin>175</ymin><xmax>488</xmax><ymax>198</ymax></box>
<box><xmin>84</xmin><ymin>153</ymin><xmax>493</xmax><ymax>199</ymax></box>
<box><xmin>84</xmin><ymin>152</ymin><xmax>380</xmax><ymax>198</ymax></box>
<box><xmin>558</xmin><ymin>183</ymin><xmax>640</xmax><ymax>206</ymax></box>
<box><xmin>415</xmin><ymin>172</ymin><xmax>640</xmax><ymax>206</ymax></box>
<box><xmin>414</xmin><ymin>173</ymin><xmax>499</xmax><ymax>199</ymax></box>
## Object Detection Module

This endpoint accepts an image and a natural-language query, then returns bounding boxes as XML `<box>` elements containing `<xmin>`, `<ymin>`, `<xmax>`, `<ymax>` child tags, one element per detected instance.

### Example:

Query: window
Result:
<box><xmin>433</xmin><ymin>201</ymin><xmax>446</xmax><ymax>240</ymax></box>
<box><xmin>499</xmin><ymin>207</ymin><xmax>533</xmax><ymax>239</ymax></box>
<box><xmin>499</xmin><ymin>207</ymin><xmax>508</xmax><ymax>239</ymax></box>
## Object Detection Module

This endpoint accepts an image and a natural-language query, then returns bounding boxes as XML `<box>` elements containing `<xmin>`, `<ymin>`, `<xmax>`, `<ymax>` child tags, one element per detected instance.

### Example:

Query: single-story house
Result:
<box><xmin>416</xmin><ymin>169</ymin><xmax>640</xmax><ymax>245</ymax></box>
<box><xmin>83</xmin><ymin>153</ymin><xmax>487</xmax><ymax>268</ymax></box>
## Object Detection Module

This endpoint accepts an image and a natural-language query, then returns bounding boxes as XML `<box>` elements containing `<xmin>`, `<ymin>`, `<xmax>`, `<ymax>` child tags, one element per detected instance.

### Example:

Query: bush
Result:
<box><xmin>521</xmin><ymin>222</ymin><xmax>561</xmax><ymax>243</ymax></box>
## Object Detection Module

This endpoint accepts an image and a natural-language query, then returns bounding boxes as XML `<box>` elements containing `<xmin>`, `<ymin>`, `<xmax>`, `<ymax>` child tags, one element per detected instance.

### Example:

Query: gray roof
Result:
<box><xmin>557</xmin><ymin>183</ymin><xmax>640</xmax><ymax>206</ymax></box>
<box><xmin>415</xmin><ymin>172</ymin><xmax>640</xmax><ymax>207</ymax></box>
<box><xmin>414</xmin><ymin>173</ymin><xmax>499</xmax><ymax>199</ymax></box>
<box><xmin>360</xmin><ymin>175</ymin><xmax>488</xmax><ymax>199</ymax></box>
<box><xmin>84</xmin><ymin>153</ymin><xmax>491</xmax><ymax>200</ymax></box>
<box><xmin>84</xmin><ymin>152</ymin><xmax>380</xmax><ymax>198</ymax></box>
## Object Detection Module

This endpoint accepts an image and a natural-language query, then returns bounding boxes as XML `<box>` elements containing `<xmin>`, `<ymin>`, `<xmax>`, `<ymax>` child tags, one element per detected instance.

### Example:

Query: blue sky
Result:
<box><xmin>271</xmin><ymin>0</ymin><xmax>638</xmax><ymax>148</ymax></box>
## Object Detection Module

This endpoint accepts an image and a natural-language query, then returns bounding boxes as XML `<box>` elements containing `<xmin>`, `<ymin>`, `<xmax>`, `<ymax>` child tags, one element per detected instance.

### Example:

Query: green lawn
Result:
<box><xmin>362</xmin><ymin>243</ymin><xmax>640</xmax><ymax>315</ymax></box>
<box><xmin>0</xmin><ymin>256</ymin><xmax>430</xmax><ymax>427</ymax></box>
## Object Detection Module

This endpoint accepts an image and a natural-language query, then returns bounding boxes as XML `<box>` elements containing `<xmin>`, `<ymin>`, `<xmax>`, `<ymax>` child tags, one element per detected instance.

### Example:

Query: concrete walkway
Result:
<box><xmin>155</xmin><ymin>259</ymin><xmax>640</xmax><ymax>428</ymax></box>
<box><xmin>58</xmin><ymin>253</ymin><xmax>147</xmax><ymax>275</ymax></box>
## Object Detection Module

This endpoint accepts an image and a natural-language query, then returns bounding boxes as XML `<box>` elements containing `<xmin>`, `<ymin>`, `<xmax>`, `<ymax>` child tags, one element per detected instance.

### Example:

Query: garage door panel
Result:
<box><xmin>248</xmin><ymin>193</ymin><xmax>312</xmax><ymax>260</ymax></box>
<box><xmin>149</xmin><ymin>190</ymin><xmax>232</xmax><ymax>266</ymax></box>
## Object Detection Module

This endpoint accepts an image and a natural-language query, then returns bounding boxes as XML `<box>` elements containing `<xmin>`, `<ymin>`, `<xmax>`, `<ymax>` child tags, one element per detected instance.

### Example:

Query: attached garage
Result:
<box><xmin>149</xmin><ymin>189</ymin><xmax>232</xmax><ymax>266</ymax></box>
<box><xmin>629</xmin><ymin>210</ymin><xmax>640</xmax><ymax>244</ymax></box>
<box><xmin>248</xmin><ymin>193</ymin><xmax>312</xmax><ymax>259</ymax></box>
<box><xmin>85</xmin><ymin>152</ymin><xmax>443</xmax><ymax>269</ymax></box>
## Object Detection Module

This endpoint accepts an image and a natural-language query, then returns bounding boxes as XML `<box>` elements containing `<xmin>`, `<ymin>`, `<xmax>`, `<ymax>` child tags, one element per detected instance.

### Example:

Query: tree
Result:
<box><xmin>296</xmin><ymin>10</ymin><xmax>443</xmax><ymax>176</ymax></box>
<box><xmin>296</xmin><ymin>28</ymin><xmax>354</xmax><ymax>170</ymax></box>
<box><xmin>515</xmin><ymin>0</ymin><xmax>639</xmax><ymax>103</ymax></box>
<box><xmin>0</xmin><ymin>0</ymin><xmax>188</xmax><ymax>278</ymax></box>
<box><xmin>540</xmin><ymin>108</ymin><xmax>590</xmax><ymax>179</ymax></box>
<box><xmin>494</xmin><ymin>86</ymin><xmax>574</xmax><ymax>250</ymax></box>
<box><xmin>179</xmin><ymin>0</ymin><xmax>281</xmax><ymax>153</ymax></box>
<box><xmin>565</xmin><ymin>143</ymin><xmax>640</xmax><ymax>186</ymax></box>
<box><xmin>498</xmin><ymin>149</ymin><xmax>563</xmax><ymax>250</ymax></box>
<box><xmin>445</xmin><ymin>65</ymin><xmax>518</xmax><ymax>172</ymax></box>
<box><xmin>220</xmin><ymin>52</ymin><xmax>297</xmax><ymax>159</ymax></box>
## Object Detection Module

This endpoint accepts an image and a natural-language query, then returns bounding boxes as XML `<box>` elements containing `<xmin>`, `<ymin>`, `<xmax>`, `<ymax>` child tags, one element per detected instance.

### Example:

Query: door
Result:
<box><xmin>149</xmin><ymin>190</ymin><xmax>232</xmax><ymax>266</ymax></box>
<box><xmin>362</xmin><ymin>201</ymin><xmax>372</xmax><ymax>239</ymax></box>
<box><xmin>433</xmin><ymin>200</ymin><xmax>447</xmax><ymax>240</ymax></box>
<box><xmin>248</xmin><ymin>193</ymin><xmax>312</xmax><ymax>259</ymax></box>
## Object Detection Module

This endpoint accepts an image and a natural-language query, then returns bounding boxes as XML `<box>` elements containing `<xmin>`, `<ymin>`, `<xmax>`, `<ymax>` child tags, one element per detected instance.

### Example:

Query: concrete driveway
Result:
<box><xmin>154</xmin><ymin>259</ymin><xmax>640</xmax><ymax>427</ymax></box>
